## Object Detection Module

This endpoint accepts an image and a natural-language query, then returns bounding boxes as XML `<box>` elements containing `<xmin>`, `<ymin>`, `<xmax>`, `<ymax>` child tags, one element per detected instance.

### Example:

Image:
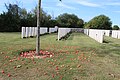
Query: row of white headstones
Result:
<box><xmin>57</xmin><ymin>28</ymin><xmax>83</xmax><ymax>40</ymax></box>
<box><xmin>58</xmin><ymin>28</ymin><xmax>108</xmax><ymax>43</ymax></box>
<box><xmin>112</xmin><ymin>30</ymin><xmax>120</xmax><ymax>39</ymax></box>
<box><xmin>84</xmin><ymin>29</ymin><xmax>105</xmax><ymax>43</ymax></box>
<box><xmin>21</xmin><ymin>27</ymin><xmax>57</xmax><ymax>38</ymax></box>
<box><xmin>21</xmin><ymin>27</ymin><xmax>120</xmax><ymax>43</ymax></box>
<box><xmin>58</xmin><ymin>28</ymin><xmax>120</xmax><ymax>43</ymax></box>
<box><xmin>84</xmin><ymin>29</ymin><xmax>120</xmax><ymax>43</ymax></box>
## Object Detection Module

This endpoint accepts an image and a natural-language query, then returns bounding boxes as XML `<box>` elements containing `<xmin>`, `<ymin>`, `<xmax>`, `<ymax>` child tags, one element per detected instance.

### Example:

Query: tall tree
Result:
<box><xmin>36</xmin><ymin>0</ymin><xmax>62</xmax><ymax>55</ymax></box>
<box><xmin>77</xmin><ymin>19</ymin><xmax>84</xmax><ymax>28</ymax></box>
<box><xmin>112</xmin><ymin>25</ymin><xmax>119</xmax><ymax>30</ymax></box>
<box><xmin>20</xmin><ymin>8</ymin><xmax>28</xmax><ymax>27</ymax></box>
<box><xmin>36</xmin><ymin>0</ymin><xmax>41</xmax><ymax>55</ymax></box>
<box><xmin>5</xmin><ymin>4</ymin><xmax>21</xmax><ymax>31</ymax></box>
<box><xmin>31</xmin><ymin>6</ymin><xmax>52</xmax><ymax>27</ymax></box>
<box><xmin>85</xmin><ymin>15</ymin><xmax>112</xmax><ymax>30</ymax></box>
<box><xmin>56</xmin><ymin>13</ymin><xmax>84</xmax><ymax>27</ymax></box>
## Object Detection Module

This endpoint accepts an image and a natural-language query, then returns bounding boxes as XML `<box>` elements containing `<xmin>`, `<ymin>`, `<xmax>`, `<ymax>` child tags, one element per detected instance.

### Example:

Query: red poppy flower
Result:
<box><xmin>56</xmin><ymin>66</ymin><xmax>59</xmax><ymax>70</ymax></box>
<box><xmin>8</xmin><ymin>73</ymin><xmax>11</xmax><ymax>77</ymax></box>
<box><xmin>1</xmin><ymin>70</ymin><xmax>4</xmax><ymax>74</ymax></box>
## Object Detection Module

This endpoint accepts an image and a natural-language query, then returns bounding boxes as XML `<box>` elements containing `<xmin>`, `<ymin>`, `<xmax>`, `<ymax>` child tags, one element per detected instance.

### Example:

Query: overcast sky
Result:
<box><xmin>0</xmin><ymin>0</ymin><xmax>120</xmax><ymax>27</ymax></box>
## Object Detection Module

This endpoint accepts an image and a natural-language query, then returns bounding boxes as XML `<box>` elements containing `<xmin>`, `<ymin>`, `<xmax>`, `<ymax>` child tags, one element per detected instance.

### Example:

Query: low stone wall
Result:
<box><xmin>71</xmin><ymin>28</ymin><xmax>84</xmax><ymax>33</ymax></box>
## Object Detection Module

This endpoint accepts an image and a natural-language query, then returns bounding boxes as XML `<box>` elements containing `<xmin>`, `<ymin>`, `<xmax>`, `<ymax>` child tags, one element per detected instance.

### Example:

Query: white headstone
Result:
<box><xmin>25</xmin><ymin>27</ymin><xmax>29</xmax><ymax>38</ymax></box>
<box><xmin>21</xmin><ymin>27</ymin><xmax>25</xmax><ymax>38</ymax></box>
<box><xmin>58</xmin><ymin>28</ymin><xmax>71</xmax><ymax>40</ymax></box>
<box><xmin>29</xmin><ymin>27</ymin><xmax>32</xmax><ymax>37</ymax></box>
<box><xmin>31</xmin><ymin>27</ymin><xmax>34</xmax><ymax>37</ymax></box>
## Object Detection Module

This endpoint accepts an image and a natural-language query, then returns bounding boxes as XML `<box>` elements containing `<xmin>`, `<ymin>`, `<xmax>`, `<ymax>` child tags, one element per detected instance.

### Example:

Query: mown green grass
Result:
<box><xmin>0</xmin><ymin>32</ymin><xmax>120</xmax><ymax>80</ymax></box>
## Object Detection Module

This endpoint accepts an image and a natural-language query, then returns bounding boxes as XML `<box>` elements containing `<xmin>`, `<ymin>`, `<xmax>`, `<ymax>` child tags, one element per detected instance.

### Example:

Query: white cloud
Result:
<box><xmin>75</xmin><ymin>0</ymin><xmax>101</xmax><ymax>7</ymax></box>
<box><xmin>105</xmin><ymin>2</ymin><xmax>120</xmax><ymax>6</ymax></box>
<box><xmin>114</xmin><ymin>11</ymin><xmax>120</xmax><ymax>13</ymax></box>
<box><xmin>56</xmin><ymin>2</ymin><xmax>76</xmax><ymax>9</ymax></box>
<box><xmin>73</xmin><ymin>0</ymin><xmax>120</xmax><ymax>8</ymax></box>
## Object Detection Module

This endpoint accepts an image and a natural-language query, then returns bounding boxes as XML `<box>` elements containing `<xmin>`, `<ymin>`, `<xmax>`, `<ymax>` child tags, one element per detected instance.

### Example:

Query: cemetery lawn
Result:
<box><xmin>0</xmin><ymin>32</ymin><xmax>120</xmax><ymax>80</ymax></box>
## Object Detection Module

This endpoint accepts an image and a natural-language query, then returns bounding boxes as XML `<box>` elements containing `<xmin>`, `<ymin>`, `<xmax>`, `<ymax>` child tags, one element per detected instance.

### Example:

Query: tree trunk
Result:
<box><xmin>36</xmin><ymin>0</ymin><xmax>41</xmax><ymax>55</ymax></box>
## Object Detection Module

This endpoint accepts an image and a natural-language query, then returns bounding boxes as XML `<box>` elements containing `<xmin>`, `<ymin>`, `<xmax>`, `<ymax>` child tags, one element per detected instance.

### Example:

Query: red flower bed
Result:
<box><xmin>20</xmin><ymin>50</ymin><xmax>54</xmax><ymax>59</ymax></box>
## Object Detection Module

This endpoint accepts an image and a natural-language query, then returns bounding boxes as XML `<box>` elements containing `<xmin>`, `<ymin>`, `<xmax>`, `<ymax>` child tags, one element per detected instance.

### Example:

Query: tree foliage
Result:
<box><xmin>0</xmin><ymin>3</ymin><xmax>53</xmax><ymax>32</ymax></box>
<box><xmin>1</xmin><ymin>3</ymin><xmax>117</xmax><ymax>32</ymax></box>
<box><xmin>0</xmin><ymin>4</ymin><xmax>21</xmax><ymax>31</ymax></box>
<box><xmin>112</xmin><ymin>25</ymin><xmax>119</xmax><ymax>30</ymax></box>
<box><xmin>56</xmin><ymin>13</ymin><xmax>84</xmax><ymax>28</ymax></box>
<box><xmin>85</xmin><ymin>15</ymin><xmax>112</xmax><ymax>30</ymax></box>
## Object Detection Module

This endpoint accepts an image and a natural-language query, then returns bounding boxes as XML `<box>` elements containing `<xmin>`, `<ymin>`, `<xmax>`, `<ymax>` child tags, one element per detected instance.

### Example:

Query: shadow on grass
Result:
<box><xmin>59</xmin><ymin>32</ymin><xmax>73</xmax><ymax>41</ymax></box>
<box><xmin>103</xmin><ymin>39</ymin><xmax>113</xmax><ymax>43</ymax></box>
<box><xmin>67</xmin><ymin>33</ymin><xmax>74</xmax><ymax>40</ymax></box>
<box><xmin>103</xmin><ymin>40</ymin><xmax>109</xmax><ymax>43</ymax></box>
<box><xmin>64</xmin><ymin>32</ymin><xmax>84</xmax><ymax>41</ymax></box>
